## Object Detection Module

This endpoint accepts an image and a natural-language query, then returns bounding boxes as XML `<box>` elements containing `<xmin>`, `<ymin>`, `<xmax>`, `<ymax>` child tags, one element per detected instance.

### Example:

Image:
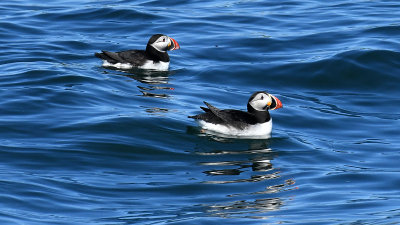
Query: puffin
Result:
<box><xmin>95</xmin><ymin>34</ymin><xmax>180</xmax><ymax>71</ymax></box>
<box><xmin>189</xmin><ymin>91</ymin><xmax>283</xmax><ymax>138</ymax></box>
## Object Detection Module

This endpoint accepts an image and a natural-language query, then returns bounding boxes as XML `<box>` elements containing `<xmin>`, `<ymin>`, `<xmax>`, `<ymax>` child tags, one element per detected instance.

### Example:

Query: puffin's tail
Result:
<box><xmin>188</xmin><ymin>104</ymin><xmax>213</xmax><ymax>119</ymax></box>
<box><xmin>188</xmin><ymin>115</ymin><xmax>199</xmax><ymax>119</ymax></box>
<box><xmin>94</xmin><ymin>51</ymin><xmax>120</xmax><ymax>64</ymax></box>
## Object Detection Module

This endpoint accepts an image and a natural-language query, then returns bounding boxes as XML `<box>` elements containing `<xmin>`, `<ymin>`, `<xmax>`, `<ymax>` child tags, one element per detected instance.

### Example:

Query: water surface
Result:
<box><xmin>1</xmin><ymin>0</ymin><xmax>400</xmax><ymax>224</ymax></box>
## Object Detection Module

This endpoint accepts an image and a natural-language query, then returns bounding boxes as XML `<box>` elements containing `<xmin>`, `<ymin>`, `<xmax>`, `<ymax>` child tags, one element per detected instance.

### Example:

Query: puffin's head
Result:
<box><xmin>247</xmin><ymin>91</ymin><xmax>283</xmax><ymax>112</ymax></box>
<box><xmin>147</xmin><ymin>34</ymin><xmax>180</xmax><ymax>52</ymax></box>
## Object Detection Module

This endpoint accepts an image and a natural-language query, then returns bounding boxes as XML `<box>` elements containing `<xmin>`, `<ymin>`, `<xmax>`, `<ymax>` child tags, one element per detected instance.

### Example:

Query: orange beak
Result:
<box><xmin>271</xmin><ymin>95</ymin><xmax>283</xmax><ymax>110</ymax></box>
<box><xmin>169</xmin><ymin>37</ymin><xmax>180</xmax><ymax>50</ymax></box>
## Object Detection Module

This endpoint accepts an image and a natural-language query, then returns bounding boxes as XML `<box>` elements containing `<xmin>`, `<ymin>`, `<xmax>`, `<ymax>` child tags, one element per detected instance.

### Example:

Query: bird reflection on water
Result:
<box><xmin>99</xmin><ymin>67</ymin><xmax>177</xmax><ymax>114</ymax></box>
<box><xmin>124</xmin><ymin>69</ymin><xmax>175</xmax><ymax>85</ymax></box>
<box><xmin>195</xmin><ymin>138</ymin><xmax>296</xmax><ymax>218</ymax></box>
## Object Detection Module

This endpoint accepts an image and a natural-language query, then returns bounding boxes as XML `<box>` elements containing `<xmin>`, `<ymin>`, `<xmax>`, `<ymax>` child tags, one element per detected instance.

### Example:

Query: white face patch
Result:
<box><xmin>150</xmin><ymin>35</ymin><xmax>170</xmax><ymax>52</ymax></box>
<box><xmin>249</xmin><ymin>93</ymin><xmax>272</xmax><ymax>111</ymax></box>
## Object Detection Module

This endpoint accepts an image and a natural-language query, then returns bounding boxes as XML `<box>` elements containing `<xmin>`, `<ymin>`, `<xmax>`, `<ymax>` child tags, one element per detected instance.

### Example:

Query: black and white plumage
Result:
<box><xmin>95</xmin><ymin>34</ymin><xmax>180</xmax><ymax>71</ymax></box>
<box><xmin>189</xmin><ymin>91</ymin><xmax>283</xmax><ymax>138</ymax></box>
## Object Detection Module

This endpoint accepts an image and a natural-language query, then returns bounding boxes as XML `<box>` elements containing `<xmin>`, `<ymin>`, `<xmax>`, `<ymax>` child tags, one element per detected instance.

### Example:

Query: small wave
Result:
<box><xmin>34</xmin><ymin>7</ymin><xmax>161</xmax><ymax>23</ymax></box>
<box><xmin>363</xmin><ymin>25</ymin><xmax>400</xmax><ymax>36</ymax></box>
<box><xmin>264</xmin><ymin>49</ymin><xmax>400</xmax><ymax>93</ymax></box>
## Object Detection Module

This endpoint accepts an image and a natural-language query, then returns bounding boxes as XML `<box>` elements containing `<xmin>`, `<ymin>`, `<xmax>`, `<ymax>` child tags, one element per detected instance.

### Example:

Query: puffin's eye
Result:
<box><xmin>163</xmin><ymin>38</ymin><xmax>166</xmax><ymax>42</ymax></box>
<box><xmin>261</xmin><ymin>95</ymin><xmax>264</xmax><ymax>100</ymax></box>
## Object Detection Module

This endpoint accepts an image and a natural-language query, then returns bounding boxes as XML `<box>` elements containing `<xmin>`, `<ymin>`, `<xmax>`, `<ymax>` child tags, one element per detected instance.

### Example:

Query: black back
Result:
<box><xmin>189</xmin><ymin>101</ymin><xmax>271</xmax><ymax>129</ymax></box>
<box><xmin>94</xmin><ymin>34</ymin><xmax>170</xmax><ymax>65</ymax></box>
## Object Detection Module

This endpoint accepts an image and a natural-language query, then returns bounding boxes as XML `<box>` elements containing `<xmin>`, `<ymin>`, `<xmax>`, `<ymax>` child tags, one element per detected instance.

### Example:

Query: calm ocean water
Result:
<box><xmin>1</xmin><ymin>0</ymin><xmax>400</xmax><ymax>224</ymax></box>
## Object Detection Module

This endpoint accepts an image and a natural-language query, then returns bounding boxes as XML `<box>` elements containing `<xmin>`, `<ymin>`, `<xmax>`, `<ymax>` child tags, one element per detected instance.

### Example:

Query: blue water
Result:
<box><xmin>1</xmin><ymin>0</ymin><xmax>400</xmax><ymax>224</ymax></box>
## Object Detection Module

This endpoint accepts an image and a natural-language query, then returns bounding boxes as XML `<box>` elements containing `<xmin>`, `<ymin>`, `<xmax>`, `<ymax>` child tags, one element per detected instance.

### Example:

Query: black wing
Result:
<box><xmin>95</xmin><ymin>50</ymin><xmax>147</xmax><ymax>66</ymax></box>
<box><xmin>189</xmin><ymin>101</ymin><xmax>258</xmax><ymax>129</ymax></box>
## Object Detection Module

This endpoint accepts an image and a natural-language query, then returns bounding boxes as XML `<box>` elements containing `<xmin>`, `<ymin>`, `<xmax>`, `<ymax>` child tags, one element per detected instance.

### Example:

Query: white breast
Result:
<box><xmin>102</xmin><ymin>60</ymin><xmax>133</xmax><ymax>69</ymax></box>
<box><xmin>138</xmin><ymin>60</ymin><xmax>170</xmax><ymax>71</ymax></box>
<box><xmin>102</xmin><ymin>60</ymin><xmax>170</xmax><ymax>71</ymax></box>
<box><xmin>198</xmin><ymin>120</ymin><xmax>273</xmax><ymax>139</ymax></box>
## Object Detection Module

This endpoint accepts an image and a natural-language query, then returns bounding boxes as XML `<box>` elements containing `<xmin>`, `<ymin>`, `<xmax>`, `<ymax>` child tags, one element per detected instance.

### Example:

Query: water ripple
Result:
<box><xmin>1</xmin><ymin>0</ymin><xmax>400</xmax><ymax>224</ymax></box>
